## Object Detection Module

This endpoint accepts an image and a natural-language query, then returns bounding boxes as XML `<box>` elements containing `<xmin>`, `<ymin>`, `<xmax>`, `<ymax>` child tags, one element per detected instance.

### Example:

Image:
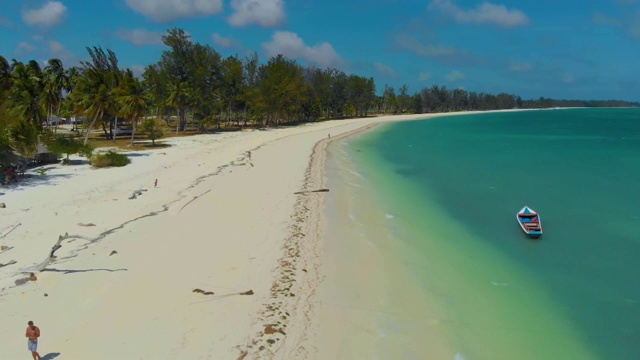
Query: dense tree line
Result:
<box><xmin>521</xmin><ymin>97</ymin><xmax>640</xmax><ymax>108</ymax></box>
<box><xmin>1</xmin><ymin>27</ymin><xmax>638</xmax><ymax>169</ymax></box>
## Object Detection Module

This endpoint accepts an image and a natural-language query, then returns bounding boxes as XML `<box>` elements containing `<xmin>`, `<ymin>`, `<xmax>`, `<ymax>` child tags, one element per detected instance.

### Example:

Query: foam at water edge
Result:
<box><xmin>385</xmin><ymin>214</ymin><xmax>394</xmax><ymax>219</ymax></box>
<box><xmin>454</xmin><ymin>352</ymin><xmax>466</xmax><ymax>360</ymax></box>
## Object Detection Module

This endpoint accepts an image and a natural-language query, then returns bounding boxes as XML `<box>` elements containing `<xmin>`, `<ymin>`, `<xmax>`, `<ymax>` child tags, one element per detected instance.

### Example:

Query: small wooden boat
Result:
<box><xmin>517</xmin><ymin>206</ymin><xmax>542</xmax><ymax>239</ymax></box>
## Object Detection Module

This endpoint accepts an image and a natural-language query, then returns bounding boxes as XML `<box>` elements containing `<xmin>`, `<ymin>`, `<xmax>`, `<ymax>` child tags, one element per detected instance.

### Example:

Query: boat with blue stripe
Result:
<box><xmin>517</xmin><ymin>206</ymin><xmax>542</xmax><ymax>239</ymax></box>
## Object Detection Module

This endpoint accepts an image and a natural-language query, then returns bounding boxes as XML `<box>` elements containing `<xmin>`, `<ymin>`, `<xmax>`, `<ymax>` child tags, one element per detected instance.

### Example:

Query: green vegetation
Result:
<box><xmin>140</xmin><ymin>118</ymin><xmax>164</xmax><ymax>145</ymax></box>
<box><xmin>1</xmin><ymin>27</ymin><xmax>638</xmax><ymax>170</ymax></box>
<box><xmin>46</xmin><ymin>135</ymin><xmax>92</xmax><ymax>164</ymax></box>
<box><xmin>91</xmin><ymin>151</ymin><xmax>130</xmax><ymax>168</ymax></box>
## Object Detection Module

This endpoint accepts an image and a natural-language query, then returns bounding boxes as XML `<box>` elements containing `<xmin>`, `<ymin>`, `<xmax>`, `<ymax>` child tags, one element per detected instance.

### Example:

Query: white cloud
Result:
<box><xmin>228</xmin><ymin>0</ymin><xmax>286</xmax><ymax>27</ymax></box>
<box><xmin>129</xmin><ymin>65</ymin><xmax>146</xmax><ymax>78</ymax></box>
<box><xmin>374</xmin><ymin>62</ymin><xmax>398</xmax><ymax>78</ymax></box>
<box><xmin>429</xmin><ymin>0</ymin><xmax>529</xmax><ymax>28</ymax></box>
<box><xmin>22</xmin><ymin>1</ymin><xmax>68</xmax><ymax>28</ymax></box>
<box><xmin>262</xmin><ymin>31</ymin><xmax>346</xmax><ymax>68</ymax></box>
<box><xmin>49</xmin><ymin>41</ymin><xmax>78</xmax><ymax>66</ymax></box>
<box><xmin>125</xmin><ymin>0</ymin><xmax>223</xmax><ymax>23</ymax></box>
<box><xmin>508</xmin><ymin>62</ymin><xmax>532</xmax><ymax>72</ymax></box>
<box><xmin>445</xmin><ymin>70</ymin><xmax>465</xmax><ymax>82</ymax></box>
<box><xmin>16</xmin><ymin>42</ymin><xmax>35</xmax><ymax>56</ymax></box>
<box><xmin>418</xmin><ymin>72</ymin><xmax>432</xmax><ymax>81</ymax></box>
<box><xmin>212</xmin><ymin>33</ymin><xmax>236</xmax><ymax>48</ymax></box>
<box><xmin>116</xmin><ymin>29</ymin><xmax>164</xmax><ymax>46</ymax></box>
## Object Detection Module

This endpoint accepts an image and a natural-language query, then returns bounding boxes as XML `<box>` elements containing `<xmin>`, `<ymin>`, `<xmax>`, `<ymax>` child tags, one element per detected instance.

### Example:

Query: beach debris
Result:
<box><xmin>109</xmin><ymin>250</ymin><xmax>118</xmax><ymax>256</ymax></box>
<box><xmin>77</xmin><ymin>222</ymin><xmax>96</xmax><ymax>227</ymax></box>
<box><xmin>237</xmin><ymin>349</ymin><xmax>249</xmax><ymax>360</ymax></box>
<box><xmin>1</xmin><ymin>245</ymin><xmax>9</xmax><ymax>251</ymax></box>
<box><xmin>50</xmin><ymin>243</ymin><xmax>62</xmax><ymax>259</ymax></box>
<box><xmin>0</xmin><ymin>260</ymin><xmax>17</xmax><ymax>268</ymax></box>
<box><xmin>29</xmin><ymin>272</ymin><xmax>37</xmax><ymax>281</ymax></box>
<box><xmin>263</xmin><ymin>324</ymin><xmax>285</xmax><ymax>335</ymax></box>
<box><xmin>0</xmin><ymin>223</ymin><xmax>21</xmax><ymax>240</ymax></box>
<box><xmin>192</xmin><ymin>288</ymin><xmax>215</xmax><ymax>295</ymax></box>
<box><xmin>129</xmin><ymin>188</ymin><xmax>148</xmax><ymax>200</ymax></box>
<box><xmin>0</xmin><ymin>203</ymin><xmax>5</xmax><ymax>208</ymax></box>
<box><xmin>293</xmin><ymin>188</ymin><xmax>329</xmax><ymax>195</ymax></box>
<box><xmin>44</xmin><ymin>293</ymin><xmax>48</xmax><ymax>297</ymax></box>
<box><xmin>178</xmin><ymin>189</ymin><xmax>212</xmax><ymax>212</ymax></box>
<box><xmin>240</xmin><ymin>289</ymin><xmax>254</xmax><ymax>295</ymax></box>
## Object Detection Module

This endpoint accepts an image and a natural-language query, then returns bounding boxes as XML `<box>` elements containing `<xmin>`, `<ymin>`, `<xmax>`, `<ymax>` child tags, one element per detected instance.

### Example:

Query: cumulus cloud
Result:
<box><xmin>212</xmin><ymin>33</ymin><xmax>237</xmax><ymax>48</ymax></box>
<box><xmin>228</xmin><ymin>0</ymin><xmax>286</xmax><ymax>27</ymax></box>
<box><xmin>115</xmin><ymin>29</ymin><xmax>164</xmax><ymax>46</ymax></box>
<box><xmin>429</xmin><ymin>0</ymin><xmax>530</xmax><ymax>28</ymax></box>
<box><xmin>445</xmin><ymin>70</ymin><xmax>465</xmax><ymax>82</ymax></box>
<box><xmin>49</xmin><ymin>41</ymin><xmax>78</xmax><ymax>66</ymax></box>
<box><xmin>418</xmin><ymin>72</ymin><xmax>432</xmax><ymax>81</ymax></box>
<box><xmin>22</xmin><ymin>1</ymin><xmax>67</xmax><ymax>28</ymax></box>
<box><xmin>374</xmin><ymin>62</ymin><xmax>398</xmax><ymax>78</ymax></box>
<box><xmin>508</xmin><ymin>62</ymin><xmax>532</xmax><ymax>72</ymax></box>
<box><xmin>125</xmin><ymin>0</ymin><xmax>223</xmax><ymax>23</ymax></box>
<box><xmin>262</xmin><ymin>31</ymin><xmax>346</xmax><ymax>68</ymax></box>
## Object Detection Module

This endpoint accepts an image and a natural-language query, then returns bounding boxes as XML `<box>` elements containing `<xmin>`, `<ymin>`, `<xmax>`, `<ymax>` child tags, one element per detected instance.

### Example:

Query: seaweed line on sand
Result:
<box><xmin>236</xmin><ymin>123</ymin><xmax>382</xmax><ymax>360</ymax></box>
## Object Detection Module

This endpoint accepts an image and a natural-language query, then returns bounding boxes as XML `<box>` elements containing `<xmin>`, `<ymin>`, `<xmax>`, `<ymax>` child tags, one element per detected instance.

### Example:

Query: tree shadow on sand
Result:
<box><xmin>42</xmin><ymin>268</ymin><xmax>127</xmax><ymax>274</ymax></box>
<box><xmin>1</xmin><ymin>173</ymin><xmax>74</xmax><ymax>191</ymax></box>
<box><xmin>41</xmin><ymin>352</ymin><xmax>61</xmax><ymax>360</ymax></box>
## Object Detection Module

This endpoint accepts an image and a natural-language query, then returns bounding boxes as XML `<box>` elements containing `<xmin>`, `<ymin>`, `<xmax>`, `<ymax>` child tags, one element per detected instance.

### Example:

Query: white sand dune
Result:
<box><xmin>0</xmin><ymin>111</ymin><xmax>521</xmax><ymax>359</ymax></box>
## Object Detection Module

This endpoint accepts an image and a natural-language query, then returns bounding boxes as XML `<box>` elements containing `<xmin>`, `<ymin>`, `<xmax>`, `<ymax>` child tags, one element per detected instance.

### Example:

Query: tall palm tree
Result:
<box><xmin>166</xmin><ymin>82</ymin><xmax>191</xmax><ymax>134</ymax></box>
<box><xmin>9</xmin><ymin>61</ymin><xmax>45</xmax><ymax>127</ymax></box>
<box><xmin>116</xmin><ymin>69</ymin><xmax>149</xmax><ymax>145</ymax></box>
<box><xmin>43</xmin><ymin>58</ymin><xmax>71</xmax><ymax>134</ymax></box>
<box><xmin>74</xmin><ymin>46</ymin><xmax>120</xmax><ymax>145</ymax></box>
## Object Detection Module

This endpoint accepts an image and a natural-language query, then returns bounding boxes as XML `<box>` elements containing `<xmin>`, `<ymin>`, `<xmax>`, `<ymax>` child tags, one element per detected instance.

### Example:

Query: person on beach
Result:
<box><xmin>25</xmin><ymin>320</ymin><xmax>41</xmax><ymax>360</ymax></box>
<box><xmin>247</xmin><ymin>151</ymin><xmax>252</xmax><ymax>161</ymax></box>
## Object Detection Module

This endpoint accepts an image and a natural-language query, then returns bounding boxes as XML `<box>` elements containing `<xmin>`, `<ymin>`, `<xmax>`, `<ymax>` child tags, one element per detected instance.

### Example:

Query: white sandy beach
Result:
<box><xmin>0</xmin><ymin>111</ymin><xmax>519</xmax><ymax>359</ymax></box>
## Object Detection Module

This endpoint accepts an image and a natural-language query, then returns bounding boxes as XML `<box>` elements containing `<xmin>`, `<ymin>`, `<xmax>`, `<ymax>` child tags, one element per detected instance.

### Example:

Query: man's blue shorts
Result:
<box><xmin>28</xmin><ymin>340</ymin><xmax>38</xmax><ymax>352</ymax></box>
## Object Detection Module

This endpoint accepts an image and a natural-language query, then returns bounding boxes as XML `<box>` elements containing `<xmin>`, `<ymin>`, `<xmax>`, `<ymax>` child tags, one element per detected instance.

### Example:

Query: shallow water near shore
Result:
<box><xmin>318</xmin><ymin>108</ymin><xmax>640</xmax><ymax>359</ymax></box>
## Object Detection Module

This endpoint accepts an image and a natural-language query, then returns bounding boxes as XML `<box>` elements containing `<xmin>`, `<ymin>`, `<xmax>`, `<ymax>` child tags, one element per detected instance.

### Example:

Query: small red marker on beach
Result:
<box><xmin>154</xmin><ymin>179</ymin><xmax>158</xmax><ymax>187</ymax></box>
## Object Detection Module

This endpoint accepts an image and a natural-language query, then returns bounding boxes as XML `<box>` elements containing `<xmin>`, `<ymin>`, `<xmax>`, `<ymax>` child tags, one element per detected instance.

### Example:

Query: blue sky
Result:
<box><xmin>1</xmin><ymin>0</ymin><xmax>639</xmax><ymax>101</ymax></box>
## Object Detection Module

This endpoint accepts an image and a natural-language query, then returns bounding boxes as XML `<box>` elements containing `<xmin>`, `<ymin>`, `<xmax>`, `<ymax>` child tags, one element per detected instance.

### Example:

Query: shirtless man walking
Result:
<box><xmin>25</xmin><ymin>321</ymin><xmax>41</xmax><ymax>360</ymax></box>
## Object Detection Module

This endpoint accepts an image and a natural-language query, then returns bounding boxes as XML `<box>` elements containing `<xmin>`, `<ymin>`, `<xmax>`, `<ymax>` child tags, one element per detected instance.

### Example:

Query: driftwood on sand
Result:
<box><xmin>0</xmin><ymin>222</ymin><xmax>21</xmax><ymax>240</ymax></box>
<box><xmin>192</xmin><ymin>288</ymin><xmax>254</xmax><ymax>297</ymax></box>
<box><xmin>293</xmin><ymin>188</ymin><xmax>329</xmax><ymax>195</ymax></box>
<box><xmin>0</xmin><ymin>260</ymin><xmax>17</xmax><ymax>268</ymax></box>
<box><xmin>29</xmin><ymin>232</ymin><xmax>75</xmax><ymax>272</ymax></box>
<box><xmin>129</xmin><ymin>188</ymin><xmax>148</xmax><ymax>200</ymax></box>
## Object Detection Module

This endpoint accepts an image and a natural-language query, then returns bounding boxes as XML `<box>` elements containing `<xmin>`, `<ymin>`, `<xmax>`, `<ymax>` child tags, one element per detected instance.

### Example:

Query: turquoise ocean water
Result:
<box><xmin>322</xmin><ymin>108</ymin><xmax>640</xmax><ymax>359</ymax></box>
